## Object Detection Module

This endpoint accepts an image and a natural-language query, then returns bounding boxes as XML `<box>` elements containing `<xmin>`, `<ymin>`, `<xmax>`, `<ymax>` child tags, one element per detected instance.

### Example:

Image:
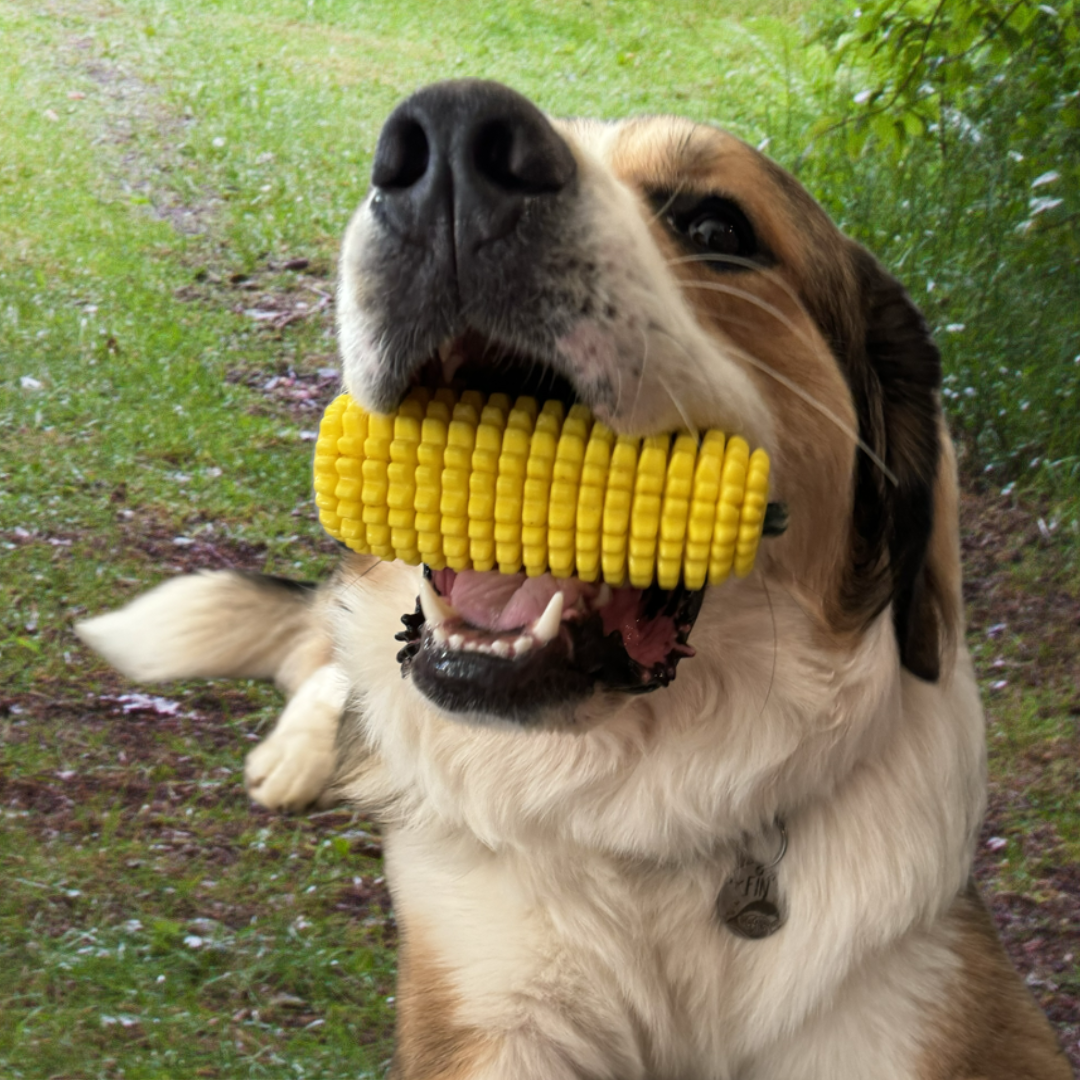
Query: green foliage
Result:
<box><xmin>817</xmin><ymin>0</ymin><xmax>1079</xmax><ymax>173</ymax></box>
<box><xmin>801</xmin><ymin>0</ymin><xmax>1080</xmax><ymax>487</ymax></box>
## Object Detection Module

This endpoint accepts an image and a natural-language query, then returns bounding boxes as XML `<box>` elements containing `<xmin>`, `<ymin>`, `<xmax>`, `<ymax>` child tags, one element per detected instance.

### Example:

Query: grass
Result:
<box><xmin>1</xmin><ymin>0</ymin><xmax>1077</xmax><ymax>1076</ymax></box>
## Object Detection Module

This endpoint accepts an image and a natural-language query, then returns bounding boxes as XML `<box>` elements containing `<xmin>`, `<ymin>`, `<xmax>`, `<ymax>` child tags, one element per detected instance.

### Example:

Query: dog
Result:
<box><xmin>77</xmin><ymin>80</ymin><xmax>1072</xmax><ymax>1078</ymax></box>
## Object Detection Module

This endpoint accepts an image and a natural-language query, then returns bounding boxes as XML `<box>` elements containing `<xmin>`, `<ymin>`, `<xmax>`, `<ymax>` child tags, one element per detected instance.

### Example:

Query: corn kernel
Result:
<box><xmin>601</xmin><ymin>436</ymin><xmax>640</xmax><ymax>586</ymax></box>
<box><xmin>548</xmin><ymin>404</ymin><xmax>592</xmax><ymax>578</ymax></box>
<box><xmin>574</xmin><ymin>422</ymin><xmax>613</xmax><ymax>582</ymax></box>
<box><xmin>656</xmin><ymin>433</ymin><xmax>697</xmax><ymax>589</ymax></box>
<box><xmin>439</xmin><ymin>404</ymin><xmax>478</xmax><ymax>570</ymax></box>
<box><xmin>521</xmin><ymin>402</ymin><xmax>564</xmax><ymax>576</ymax></box>
<box><xmin>468</xmin><ymin>406</ymin><xmax>507</xmax><ymax>571</ymax></box>
<box><xmin>415</xmin><ymin>403</ymin><xmax>448</xmax><ymax>568</ymax></box>
<box><xmin>734</xmin><ymin>448</ymin><xmax>770</xmax><ymax>578</ymax></box>
<box><xmin>626</xmin><ymin>435</ymin><xmax>669</xmax><ymax>588</ymax></box>
<box><xmin>708</xmin><ymin>436</ymin><xmax>749</xmax><ymax>585</ymax></box>
<box><xmin>494</xmin><ymin>408</ymin><xmax>534</xmax><ymax>574</ymax></box>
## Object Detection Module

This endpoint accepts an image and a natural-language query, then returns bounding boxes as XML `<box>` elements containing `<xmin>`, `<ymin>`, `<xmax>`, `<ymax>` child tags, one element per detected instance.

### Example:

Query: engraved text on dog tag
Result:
<box><xmin>717</xmin><ymin>821</ymin><xmax>788</xmax><ymax>940</ymax></box>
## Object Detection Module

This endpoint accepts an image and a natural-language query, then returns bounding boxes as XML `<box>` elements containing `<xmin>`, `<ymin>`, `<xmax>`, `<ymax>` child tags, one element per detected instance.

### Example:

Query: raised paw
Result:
<box><xmin>243</xmin><ymin>663</ymin><xmax>347</xmax><ymax>811</ymax></box>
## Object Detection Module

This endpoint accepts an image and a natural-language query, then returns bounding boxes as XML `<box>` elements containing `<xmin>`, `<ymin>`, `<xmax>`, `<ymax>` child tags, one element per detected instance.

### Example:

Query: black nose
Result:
<box><xmin>369</xmin><ymin>79</ymin><xmax>576</xmax><ymax>258</ymax></box>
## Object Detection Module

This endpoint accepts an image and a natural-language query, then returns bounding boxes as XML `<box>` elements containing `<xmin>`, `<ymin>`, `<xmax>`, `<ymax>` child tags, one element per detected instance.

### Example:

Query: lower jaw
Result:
<box><xmin>409</xmin><ymin>632</ymin><xmax>593</xmax><ymax>721</ymax></box>
<box><xmin>397</xmin><ymin>576</ymin><xmax>704</xmax><ymax>724</ymax></box>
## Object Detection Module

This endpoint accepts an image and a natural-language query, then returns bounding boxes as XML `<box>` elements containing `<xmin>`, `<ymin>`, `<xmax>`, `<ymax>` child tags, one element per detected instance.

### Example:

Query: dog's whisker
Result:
<box><xmin>656</xmin><ymin>372</ymin><xmax>699</xmax><ymax>441</ymax></box>
<box><xmin>758</xmin><ymin>575</ymin><xmax>778</xmax><ymax>720</ymax></box>
<box><xmin>337</xmin><ymin>557</ymin><xmax>383</xmax><ymax>603</ymax></box>
<box><xmin>637</xmin><ymin>321</ymin><xmax>712</xmax><ymax>440</ymax></box>
<box><xmin>613</xmin><ymin>358</ymin><xmax>625</xmax><ymax>417</ymax></box>
<box><xmin>729</xmin><ymin>343</ymin><xmax>898</xmax><ymax>487</ymax></box>
<box><xmin>629</xmin><ymin>327</ymin><xmax>650</xmax><ymax>423</ymax></box>
<box><xmin>649</xmin><ymin>187</ymin><xmax>683</xmax><ymax>225</ymax></box>
<box><xmin>680</xmin><ymin>277</ymin><xmax>826</xmax><ymax>360</ymax></box>
<box><xmin>647</xmin><ymin>300</ymin><xmax>897</xmax><ymax>486</ymax></box>
<box><xmin>665</xmin><ymin>253</ymin><xmax>806</xmax><ymax>312</ymax></box>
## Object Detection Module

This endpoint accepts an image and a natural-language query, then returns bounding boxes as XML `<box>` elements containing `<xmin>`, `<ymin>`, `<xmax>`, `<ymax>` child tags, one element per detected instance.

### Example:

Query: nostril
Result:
<box><xmin>372</xmin><ymin>118</ymin><xmax>430</xmax><ymax>190</ymax></box>
<box><xmin>473</xmin><ymin>119</ymin><xmax>571</xmax><ymax>196</ymax></box>
<box><xmin>473</xmin><ymin>120</ymin><xmax>524</xmax><ymax>192</ymax></box>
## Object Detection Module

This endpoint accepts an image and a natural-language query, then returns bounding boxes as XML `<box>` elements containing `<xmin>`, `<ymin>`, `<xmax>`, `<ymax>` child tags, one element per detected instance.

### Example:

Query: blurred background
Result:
<box><xmin>1</xmin><ymin>1</ymin><xmax>1077</xmax><ymax>1075</ymax></box>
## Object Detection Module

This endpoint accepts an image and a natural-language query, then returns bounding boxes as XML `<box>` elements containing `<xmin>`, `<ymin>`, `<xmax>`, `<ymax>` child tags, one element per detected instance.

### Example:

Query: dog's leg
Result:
<box><xmin>391</xmin><ymin>938</ymin><xmax>643</xmax><ymax>1080</ymax></box>
<box><xmin>76</xmin><ymin>569</ymin><xmax>346</xmax><ymax>810</ymax></box>
<box><xmin>385</xmin><ymin>827</ymin><xmax>647</xmax><ymax>1080</ymax></box>
<box><xmin>243</xmin><ymin>661</ymin><xmax>347</xmax><ymax>810</ymax></box>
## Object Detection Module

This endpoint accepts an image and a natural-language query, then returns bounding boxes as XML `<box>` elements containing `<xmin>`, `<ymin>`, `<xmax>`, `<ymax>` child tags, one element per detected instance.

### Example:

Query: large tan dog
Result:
<box><xmin>78</xmin><ymin>81</ymin><xmax>1072</xmax><ymax>1078</ymax></box>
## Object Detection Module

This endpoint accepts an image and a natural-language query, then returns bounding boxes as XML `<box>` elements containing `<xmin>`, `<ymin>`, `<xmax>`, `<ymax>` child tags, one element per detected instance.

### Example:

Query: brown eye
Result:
<box><xmin>654</xmin><ymin>192</ymin><xmax>763</xmax><ymax>270</ymax></box>
<box><xmin>688</xmin><ymin>215</ymin><xmax>741</xmax><ymax>256</ymax></box>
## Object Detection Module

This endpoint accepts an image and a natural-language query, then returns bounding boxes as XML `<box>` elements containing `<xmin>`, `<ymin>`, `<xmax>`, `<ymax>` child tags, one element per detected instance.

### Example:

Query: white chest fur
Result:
<box><xmin>336</xmin><ymin>564</ymin><xmax>986</xmax><ymax>1079</ymax></box>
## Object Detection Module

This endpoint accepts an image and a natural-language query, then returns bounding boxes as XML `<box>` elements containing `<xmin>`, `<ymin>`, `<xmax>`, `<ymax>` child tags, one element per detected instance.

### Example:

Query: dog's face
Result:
<box><xmin>336</xmin><ymin>80</ymin><xmax>955</xmax><ymax>728</ymax></box>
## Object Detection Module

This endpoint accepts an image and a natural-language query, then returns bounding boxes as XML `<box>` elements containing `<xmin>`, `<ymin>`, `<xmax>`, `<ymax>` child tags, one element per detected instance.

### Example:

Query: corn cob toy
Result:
<box><xmin>313</xmin><ymin>389</ymin><xmax>771</xmax><ymax>590</ymax></box>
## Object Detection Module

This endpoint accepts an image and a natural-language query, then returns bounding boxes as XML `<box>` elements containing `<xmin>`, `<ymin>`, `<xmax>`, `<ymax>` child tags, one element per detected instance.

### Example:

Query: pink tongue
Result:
<box><xmin>432</xmin><ymin>568</ymin><xmax>680</xmax><ymax>668</ymax></box>
<box><xmin>448</xmin><ymin>570</ymin><xmax>596</xmax><ymax>632</ymax></box>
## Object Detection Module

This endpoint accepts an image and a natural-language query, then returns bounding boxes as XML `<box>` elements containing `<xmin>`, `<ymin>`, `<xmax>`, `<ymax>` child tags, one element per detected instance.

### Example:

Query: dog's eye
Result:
<box><xmin>655</xmin><ymin>194</ymin><xmax>763</xmax><ymax>270</ymax></box>
<box><xmin>687</xmin><ymin>214</ymin><xmax>742</xmax><ymax>257</ymax></box>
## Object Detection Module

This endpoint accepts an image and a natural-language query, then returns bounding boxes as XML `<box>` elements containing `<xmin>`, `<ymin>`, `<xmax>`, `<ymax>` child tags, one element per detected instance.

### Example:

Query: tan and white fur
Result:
<box><xmin>78</xmin><ymin>571</ymin><xmax>342</xmax><ymax>810</ymax></box>
<box><xmin>78</xmin><ymin>82</ymin><xmax>1071</xmax><ymax>1078</ymax></box>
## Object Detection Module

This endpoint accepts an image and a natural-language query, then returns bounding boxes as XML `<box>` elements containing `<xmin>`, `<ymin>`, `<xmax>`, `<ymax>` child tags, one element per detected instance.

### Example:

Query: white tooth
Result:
<box><xmin>531</xmin><ymin>591</ymin><xmax>564</xmax><ymax>645</ymax></box>
<box><xmin>419</xmin><ymin>575</ymin><xmax>455</xmax><ymax>626</ymax></box>
<box><xmin>438</xmin><ymin>340</ymin><xmax>451</xmax><ymax>362</ymax></box>
<box><xmin>513</xmin><ymin>636</ymin><xmax>532</xmax><ymax>657</ymax></box>
<box><xmin>491</xmin><ymin>639</ymin><xmax>511</xmax><ymax>659</ymax></box>
<box><xmin>463</xmin><ymin>640</ymin><xmax>479</xmax><ymax>652</ymax></box>
<box><xmin>595</xmin><ymin>583</ymin><xmax>612</xmax><ymax>609</ymax></box>
<box><xmin>449</xmin><ymin>633</ymin><xmax>464</xmax><ymax>650</ymax></box>
<box><xmin>431</xmin><ymin>626</ymin><xmax>448</xmax><ymax>645</ymax></box>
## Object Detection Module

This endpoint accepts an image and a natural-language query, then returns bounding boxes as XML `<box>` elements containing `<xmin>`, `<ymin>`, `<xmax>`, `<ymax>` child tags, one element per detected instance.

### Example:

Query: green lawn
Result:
<box><xmin>1</xmin><ymin>1</ymin><xmax>1077</xmax><ymax>1076</ymax></box>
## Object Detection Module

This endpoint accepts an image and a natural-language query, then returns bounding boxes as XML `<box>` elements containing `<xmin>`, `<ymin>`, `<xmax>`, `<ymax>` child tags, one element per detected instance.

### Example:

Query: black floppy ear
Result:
<box><xmin>845</xmin><ymin>250</ymin><xmax>944</xmax><ymax>681</ymax></box>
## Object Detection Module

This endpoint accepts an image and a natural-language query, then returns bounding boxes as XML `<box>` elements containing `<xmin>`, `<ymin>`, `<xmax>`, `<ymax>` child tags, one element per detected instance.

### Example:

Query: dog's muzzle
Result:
<box><xmin>346</xmin><ymin>80</ymin><xmax>583</xmax><ymax>412</ymax></box>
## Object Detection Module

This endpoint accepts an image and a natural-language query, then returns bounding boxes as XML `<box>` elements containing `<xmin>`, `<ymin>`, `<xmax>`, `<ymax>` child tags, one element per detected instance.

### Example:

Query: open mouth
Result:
<box><xmin>387</xmin><ymin>328</ymin><xmax>708</xmax><ymax>722</ymax></box>
<box><xmin>396</xmin><ymin>566</ymin><xmax>703</xmax><ymax>719</ymax></box>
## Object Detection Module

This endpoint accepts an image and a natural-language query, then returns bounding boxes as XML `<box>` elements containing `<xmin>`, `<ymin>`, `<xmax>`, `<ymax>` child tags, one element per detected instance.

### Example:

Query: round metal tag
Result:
<box><xmin>716</xmin><ymin>821</ymin><xmax>788</xmax><ymax>940</ymax></box>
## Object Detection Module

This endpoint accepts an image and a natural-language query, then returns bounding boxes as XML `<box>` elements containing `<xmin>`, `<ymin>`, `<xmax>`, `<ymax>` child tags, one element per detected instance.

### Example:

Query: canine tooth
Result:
<box><xmin>513</xmin><ymin>636</ymin><xmax>532</xmax><ymax>657</ymax></box>
<box><xmin>595</xmin><ymin>583</ymin><xmax>612</xmax><ymax>609</ymax></box>
<box><xmin>531</xmin><ymin>591</ymin><xmax>564</xmax><ymax>645</ymax></box>
<box><xmin>418</xmin><ymin>575</ymin><xmax>456</xmax><ymax>627</ymax></box>
<box><xmin>449</xmin><ymin>633</ymin><xmax>465</xmax><ymax>650</ymax></box>
<box><xmin>491</xmin><ymin>639</ymin><xmax>511</xmax><ymax>659</ymax></box>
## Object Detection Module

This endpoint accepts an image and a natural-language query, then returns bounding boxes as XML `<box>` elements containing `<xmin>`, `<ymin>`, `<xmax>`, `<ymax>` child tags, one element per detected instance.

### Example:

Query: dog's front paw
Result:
<box><xmin>245</xmin><ymin>725</ymin><xmax>337</xmax><ymax>811</ymax></box>
<box><xmin>243</xmin><ymin>664</ymin><xmax>347</xmax><ymax>811</ymax></box>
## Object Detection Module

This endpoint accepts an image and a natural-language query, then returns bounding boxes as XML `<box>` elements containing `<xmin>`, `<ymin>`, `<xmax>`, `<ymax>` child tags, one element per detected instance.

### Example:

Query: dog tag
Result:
<box><xmin>717</xmin><ymin>821</ymin><xmax>787</xmax><ymax>940</ymax></box>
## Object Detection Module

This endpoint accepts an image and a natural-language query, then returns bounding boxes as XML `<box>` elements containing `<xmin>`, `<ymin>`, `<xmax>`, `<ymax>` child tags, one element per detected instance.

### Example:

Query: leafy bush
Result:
<box><xmin>800</xmin><ymin>0</ymin><xmax>1080</xmax><ymax>489</ymax></box>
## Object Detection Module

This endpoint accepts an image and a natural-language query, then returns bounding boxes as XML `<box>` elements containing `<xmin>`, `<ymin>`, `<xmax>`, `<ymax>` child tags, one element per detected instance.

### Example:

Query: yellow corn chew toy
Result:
<box><xmin>314</xmin><ymin>390</ymin><xmax>771</xmax><ymax>589</ymax></box>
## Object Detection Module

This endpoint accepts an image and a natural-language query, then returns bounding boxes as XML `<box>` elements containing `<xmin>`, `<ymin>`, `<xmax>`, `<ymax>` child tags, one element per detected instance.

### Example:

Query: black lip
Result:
<box><xmin>410</xmin><ymin>631</ymin><xmax>590</xmax><ymax>721</ymax></box>
<box><xmin>396</xmin><ymin>581</ymin><xmax>705</xmax><ymax>724</ymax></box>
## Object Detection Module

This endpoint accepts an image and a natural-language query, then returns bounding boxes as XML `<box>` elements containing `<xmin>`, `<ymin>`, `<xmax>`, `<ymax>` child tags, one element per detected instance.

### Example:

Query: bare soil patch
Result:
<box><xmin>962</xmin><ymin>487</ymin><xmax>1080</xmax><ymax>1066</ymax></box>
